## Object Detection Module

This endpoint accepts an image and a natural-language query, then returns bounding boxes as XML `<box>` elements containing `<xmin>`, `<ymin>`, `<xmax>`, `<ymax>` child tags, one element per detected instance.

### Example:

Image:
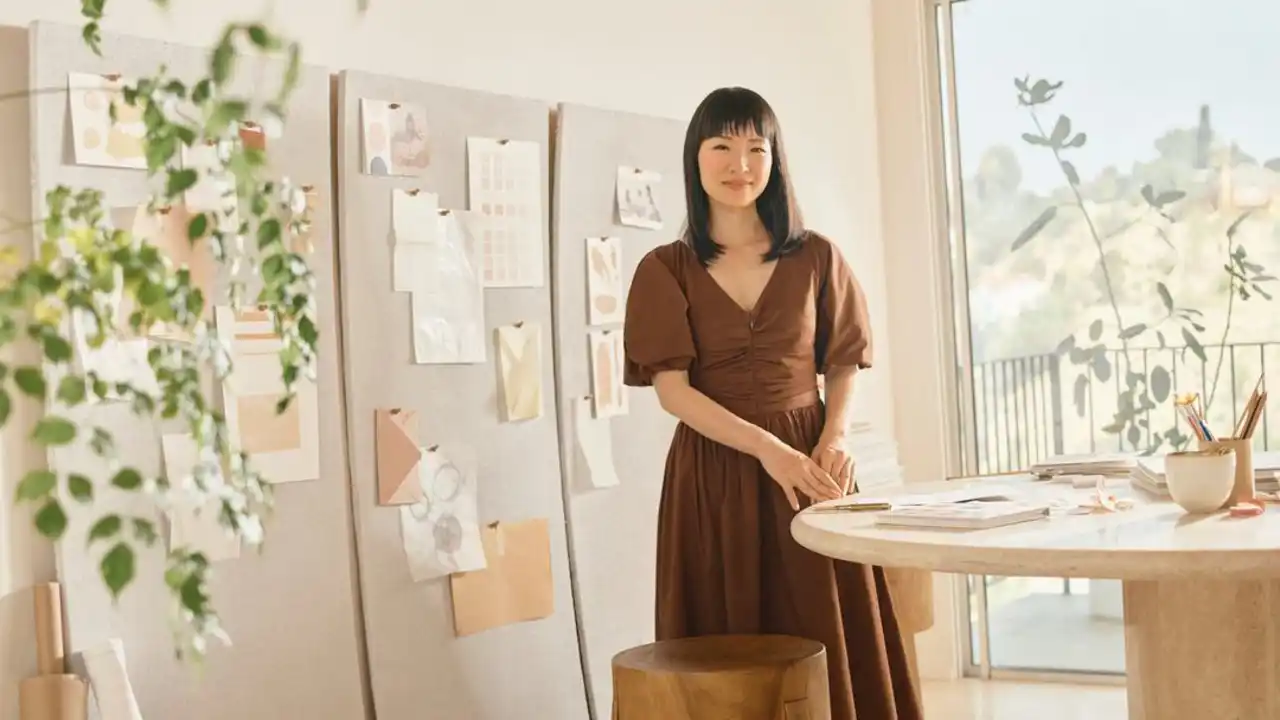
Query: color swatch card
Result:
<box><xmin>399</xmin><ymin>444</ymin><xmax>485</xmax><ymax>582</ymax></box>
<box><xmin>585</xmin><ymin>236</ymin><xmax>624</xmax><ymax>325</ymax></box>
<box><xmin>376</xmin><ymin>408</ymin><xmax>423</xmax><ymax>506</ymax></box>
<box><xmin>616</xmin><ymin>166</ymin><xmax>663</xmax><ymax>230</ymax></box>
<box><xmin>361</xmin><ymin>99</ymin><xmax>431</xmax><ymax>176</ymax></box>
<box><xmin>449</xmin><ymin>518</ymin><xmax>555</xmax><ymax>637</ymax></box>
<box><xmin>588</xmin><ymin>329</ymin><xmax>628</xmax><ymax>418</ymax></box>
<box><xmin>466</xmin><ymin>137</ymin><xmax>544</xmax><ymax>288</ymax></box>
<box><xmin>496</xmin><ymin>322</ymin><xmax>543</xmax><ymax>422</ymax></box>
<box><xmin>67</xmin><ymin>72</ymin><xmax>146</xmax><ymax>169</ymax></box>
<box><xmin>161</xmin><ymin>433</ymin><xmax>241</xmax><ymax>562</ymax></box>
<box><xmin>215</xmin><ymin>306</ymin><xmax>320</xmax><ymax>484</ymax></box>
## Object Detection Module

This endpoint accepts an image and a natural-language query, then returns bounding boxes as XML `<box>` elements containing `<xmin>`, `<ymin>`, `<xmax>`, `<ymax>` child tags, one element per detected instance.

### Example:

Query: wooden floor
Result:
<box><xmin>922</xmin><ymin>678</ymin><xmax>1127</xmax><ymax>719</ymax></box>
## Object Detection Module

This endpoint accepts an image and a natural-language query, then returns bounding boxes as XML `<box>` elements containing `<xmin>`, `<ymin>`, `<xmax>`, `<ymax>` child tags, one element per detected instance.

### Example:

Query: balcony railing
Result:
<box><xmin>971</xmin><ymin>342</ymin><xmax>1279</xmax><ymax>475</ymax></box>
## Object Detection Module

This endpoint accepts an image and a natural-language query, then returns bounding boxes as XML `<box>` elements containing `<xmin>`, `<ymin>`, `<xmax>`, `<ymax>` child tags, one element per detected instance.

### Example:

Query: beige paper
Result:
<box><xmin>376</xmin><ymin>408</ymin><xmax>422</xmax><ymax>506</ymax></box>
<box><xmin>80</xmin><ymin>639</ymin><xmax>143</xmax><ymax>720</ymax></box>
<box><xmin>585</xmin><ymin>236</ymin><xmax>624</xmax><ymax>325</ymax></box>
<box><xmin>496</xmin><ymin>323</ymin><xmax>543</xmax><ymax>422</ymax></box>
<box><xmin>361</xmin><ymin>99</ymin><xmax>431</xmax><ymax>176</ymax></box>
<box><xmin>216</xmin><ymin>306</ymin><xmax>320</xmax><ymax>483</ymax></box>
<box><xmin>616</xmin><ymin>166</ymin><xmax>664</xmax><ymax>230</ymax></box>
<box><xmin>575</xmin><ymin>396</ymin><xmax>619</xmax><ymax>489</ymax></box>
<box><xmin>448</xmin><ymin>518</ymin><xmax>554</xmax><ymax>637</ymax></box>
<box><xmin>589</xmin><ymin>329</ymin><xmax>628</xmax><ymax>418</ymax></box>
<box><xmin>67</xmin><ymin>72</ymin><xmax>146</xmax><ymax>169</ymax></box>
<box><xmin>161</xmin><ymin>433</ymin><xmax>241</xmax><ymax>562</ymax></box>
<box><xmin>400</xmin><ymin>444</ymin><xmax>485</xmax><ymax>581</ymax></box>
<box><xmin>466</xmin><ymin>137</ymin><xmax>545</xmax><ymax>288</ymax></box>
<box><xmin>115</xmin><ymin>203</ymin><xmax>218</xmax><ymax>338</ymax></box>
<box><xmin>391</xmin><ymin>189</ymin><xmax>440</xmax><ymax>245</ymax></box>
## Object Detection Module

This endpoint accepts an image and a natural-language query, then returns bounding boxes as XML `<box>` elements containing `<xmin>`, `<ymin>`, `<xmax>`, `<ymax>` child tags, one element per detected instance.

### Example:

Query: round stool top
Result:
<box><xmin>612</xmin><ymin>634</ymin><xmax>825</xmax><ymax>673</ymax></box>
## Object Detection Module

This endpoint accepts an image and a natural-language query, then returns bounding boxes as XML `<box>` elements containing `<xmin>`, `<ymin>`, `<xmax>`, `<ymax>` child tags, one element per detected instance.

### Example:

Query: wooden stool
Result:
<box><xmin>612</xmin><ymin>634</ymin><xmax>830</xmax><ymax>720</ymax></box>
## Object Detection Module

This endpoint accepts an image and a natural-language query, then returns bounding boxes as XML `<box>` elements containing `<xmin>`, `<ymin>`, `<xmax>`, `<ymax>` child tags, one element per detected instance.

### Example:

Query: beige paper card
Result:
<box><xmin>161</xmin><ymin>433</ymin><xmax>240</xmax><ymax>562</ymax></box>
<box><xmin>376</xmin><ymin>408</ymin><xmax>422</xmax><ymax>506</ymax></box>
<box><xmin>361</xmin><ymin>99</ymin><xmax>431</xmax><ymax>176</ymax></box>
<box><xmin>585</xmin><ymin>236</ymin><xmax>623</xmax><ymax>326</ymax></box>
<box><xmin>496</xmin><ymin>323</ymin><xmax>543</xmax><ymax>422</ymax></box>
<box><xmin>588</xmin><ymin>329</ymin><xmax>628</xmax><ymax>418</ymax></box>
<box><xmin>574</xmin><ymin>396</ymin><xmax>619</xmax><ymax>489</ymax></box>
<box><xmin>67</xmin><ymin>72</ymin><xmax>146</xmax><ymax>169</ymax></box>
<box><xmin>448</xmin><ymin>518</ymin><xmax>554</xmax><ymax>637</ymax></box>
<box><xmin>216</xmin><ymin>306</ymin><xmax>320</xmax><ymax>483</ymax></box>
<box><xmin>391</xmin><ymin>189</ymin><xmax>440</xmax><ymax>245</ymax></box>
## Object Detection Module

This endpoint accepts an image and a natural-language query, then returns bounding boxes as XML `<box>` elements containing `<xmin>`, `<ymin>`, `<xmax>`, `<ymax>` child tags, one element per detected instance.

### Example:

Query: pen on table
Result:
<box><xmin>807</xmin><ymin>501</ymin><xmax>893</xmax><ymax>514</ymax></box>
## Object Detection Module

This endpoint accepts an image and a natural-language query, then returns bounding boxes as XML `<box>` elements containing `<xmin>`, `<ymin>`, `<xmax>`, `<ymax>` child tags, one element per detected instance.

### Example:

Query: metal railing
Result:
<box><xmin>971</xmin><ymin>342</ymin><xmax>1279</xmax><ymax>475</ymax></box>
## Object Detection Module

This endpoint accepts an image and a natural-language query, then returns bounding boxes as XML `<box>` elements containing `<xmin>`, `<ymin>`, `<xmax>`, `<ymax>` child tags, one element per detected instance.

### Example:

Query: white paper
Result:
<box><xmin>182</xmin><ymin>141</ymin><xmax>241</xmax><ymax>233</ymax></box>
<box><xmin>391</xmin><ymin>189</ymin><xmax>441</xmax><ymax>245</ymax></box>
<box><xmin>399</xmin><ymin>444</ymin><xmax>486</xmax><ymax>581</ymax></box>
<box><xmin>161</xmin><ymin>433</ymin><xmax>241</xmax><ymax>562</ymax></box>
<box><xmin>66</xmin><ymin>72</ymin><xmax>146</xmax><ymax>169</ymax></box>
<box><xmin>585</xmin><ymin>236</ymin><xmax>624</xmax><ymax>325</ymax></box>
<box><xmin>466</xmin><ymin>137</ymin><xmax>544</xmax><ymax>287</ymax></box>
<box><xmin>497</xmin><ymin>323</ymin><xmax>543</xmax><ymax>422</ymax></box>
<box><xmin>215</xmin><ymin>306</ymin><xmax>320</xmax><ymax>483</ymax></box>
<box><xmin>616</xmin><ymin>166</ymin><xmax>664</xmax><ymax>230</ymax></box>
<box><xmin>361</xmin><ymin>99</ymin><xmax>431</xmax><ymax>176</ymax></box>
<box><xmin>575</xmin><ymin>397</ymin><xmax>619</xmax><ymax>488</ymax></box>
<box><xmin>81</xmin><ymin>638</ymin><xmax>143</xmax><ymax>720</ymax></box>
<box><xmin>410</xmin><ymin>212</ymin><xmax>486</xmax><ymax>364</ymax></box>
<box><xmin>588</xmin><ymin>329</ymin><xmax>628</xmax><ymax>418</ymax></box>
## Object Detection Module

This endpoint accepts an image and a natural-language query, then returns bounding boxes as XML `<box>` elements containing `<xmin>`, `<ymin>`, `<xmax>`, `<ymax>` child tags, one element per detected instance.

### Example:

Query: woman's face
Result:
<box><xmin>697</xmin><ymin>130</ymin><xmax>772</xmax><ymax>210</ymax></box>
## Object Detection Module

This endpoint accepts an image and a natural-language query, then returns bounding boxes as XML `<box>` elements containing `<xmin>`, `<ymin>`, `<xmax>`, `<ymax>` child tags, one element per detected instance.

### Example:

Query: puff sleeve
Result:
<box><xmin>813</xmin><ymin>238</ymin><xmax>873</xmax><ymax>373</ymax></box>
<box><xmin>623</xmin><ymin>250</ymin><xmax>697</xmax><ymax>386</ymax></box>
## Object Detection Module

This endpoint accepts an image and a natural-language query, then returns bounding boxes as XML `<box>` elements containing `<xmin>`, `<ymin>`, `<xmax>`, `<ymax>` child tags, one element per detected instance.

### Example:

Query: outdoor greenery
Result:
<box><xmin>2</xmin><ymin>1</ymin><xmax>350</xmax><ymax>660</ymax></box>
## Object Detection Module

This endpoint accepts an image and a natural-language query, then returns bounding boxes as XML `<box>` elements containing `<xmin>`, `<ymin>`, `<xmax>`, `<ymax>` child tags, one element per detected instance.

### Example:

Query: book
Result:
<box><xmin>873</xmin><ymin>501</ymin><xmax>1050</xmax><ymax>530</ymax></box>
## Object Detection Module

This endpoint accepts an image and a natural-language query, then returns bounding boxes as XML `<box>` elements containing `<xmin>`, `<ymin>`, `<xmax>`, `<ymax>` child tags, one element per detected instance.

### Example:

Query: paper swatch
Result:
<box><xmin>361</xmin><ymin>99</ymin><xmax>431</xmax><ymax>176</ymax></box>
<box><xmin>589</xmin><ymin>329</ymin><xmax>628</xmax><ymax>418</ymax></box>
<box><xmin>376</xmin><ymin>408</ymin><xmax>423</xmax><ymax>506</ymax></box>
<box><xmin>497</xmin><ymin>323</ymin><xmax>543</xmax><ymax>422</ymax></box>
<box><xmin>161</xmin><ymin>433</ymin><xmax>240</xmax><ymax>562</ymax></box>
<box><xmin>586</xmin><ymin>236</ymin><xmax>624</xmax><ymax>325</ymax></box>
<box><xmin>616</xmin><ymin>166</ymin><xmax>663</xmax><ymax>230</ymax></box>
<box><xmin>404</xmin><ymin>211</ymin><xmax>487</xmax><ymax>364</ymax></box>
<box><xmin>449</xmin><ymin>519</ymin><xmax>555</xmax><ymax>637</ymax></box>
<box><xmin>67</xmin><ymin>72</ymin><xmax>146</xmax><ymax>169</ymax></box>
<box><xmin>575</xmin><ymin>397</ymin><xmax>619</xmax><ymax>489</ymax></box>
<box><xmin>399</xmin><ymin>444</ymin><xmax>485</xmax><ymax>582</ymax></box>
<box><xmin>216</xmin><ymin>306</ymin><xmax>320</xmax><ymax>483</ymax></box>
<box><xmin>181</xmin><ymin>141</ymin><xmax>241</xmax><ymax>233</ymax></box>
<box><xmin>80</xmin><ymin>638</ymin><xmax>143</xmax><ymax>720</ymax></box>
<box><xmin>466</xmin><ymin>137</ymin><xmax>544</xmax><ymax>288</ymax></box>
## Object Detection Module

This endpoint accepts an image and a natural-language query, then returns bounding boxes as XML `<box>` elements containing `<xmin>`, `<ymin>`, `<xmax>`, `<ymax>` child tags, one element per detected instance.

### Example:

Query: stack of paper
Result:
<box><xmin>1028</xmin><ymin>453</ymin><xmax>1137</xmax><ymax>479</ymax></box>
<box><xmin>874</xmin><ymin>501</ymin><xmax>1050</xmax><ymax>530</ymax></box>
<box><xmin>1128</xmin><ymin>452</ymin><xmax>1280</xmax><ymax>497</ymax></box>
<box><xmin>846</xmin><ymin>422</ymin><xmax>905</xmax><ymax>491</ymax></box>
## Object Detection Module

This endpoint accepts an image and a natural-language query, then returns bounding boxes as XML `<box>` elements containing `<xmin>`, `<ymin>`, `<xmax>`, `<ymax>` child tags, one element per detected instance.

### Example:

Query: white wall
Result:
<box><xmin>0</xmin><ymin>0</ymin><xmax>903</xmax><ymax>716</ymax></box>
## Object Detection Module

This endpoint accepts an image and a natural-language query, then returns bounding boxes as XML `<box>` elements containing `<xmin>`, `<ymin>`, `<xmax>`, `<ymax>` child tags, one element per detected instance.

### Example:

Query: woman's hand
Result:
<box><xmin>812</xmin><ymin>435</ymin><xmax>856</xmax><ymax>495</ymax></box>
<box><xmin>757</xmin><ymin>435</ymin><xmax>844</xmax><ymax>510</ymax></box>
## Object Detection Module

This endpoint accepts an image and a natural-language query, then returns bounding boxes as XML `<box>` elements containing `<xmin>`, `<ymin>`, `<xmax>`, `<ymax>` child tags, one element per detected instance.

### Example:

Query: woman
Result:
<box><xmin>622</xmin><ymin>86</ymin><xmax>922</xmax><ymax>720</ymax></box>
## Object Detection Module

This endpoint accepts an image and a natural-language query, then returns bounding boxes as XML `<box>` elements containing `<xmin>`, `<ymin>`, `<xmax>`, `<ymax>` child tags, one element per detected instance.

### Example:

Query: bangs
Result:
<box><xmin>692</xmin><ymin>87</ymin><xmax>778</xmax><ymax>142</ymax></box>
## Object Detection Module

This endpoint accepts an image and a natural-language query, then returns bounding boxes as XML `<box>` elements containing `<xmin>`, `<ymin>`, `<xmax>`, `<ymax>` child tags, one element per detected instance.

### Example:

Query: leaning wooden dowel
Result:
<box><xmin>19</xmin><ymin>582</ymin><xmax>88</xmax><ymax>720</ymax></box>
<box><xmin>33</xmin><ymin>582</ymin><xmax>66</xmax><ymax>675</ymax></box>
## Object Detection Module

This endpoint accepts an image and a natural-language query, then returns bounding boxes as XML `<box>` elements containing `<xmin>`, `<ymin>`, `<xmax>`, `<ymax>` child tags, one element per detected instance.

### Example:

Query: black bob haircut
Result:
<box><xmin>680</xmin><ymin>87</ymin><xmax>806</xmax><ymax>266</ymax></box>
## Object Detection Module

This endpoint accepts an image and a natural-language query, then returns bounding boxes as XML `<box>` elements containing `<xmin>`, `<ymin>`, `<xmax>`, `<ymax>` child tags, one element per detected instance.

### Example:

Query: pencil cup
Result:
<box><xmin>1198</xmin><ymin>438</ymin><xmax>1254</xmax><ymax>506</ymax></box>
<box><xmin>1166</xmin><ymin>448</ymin><xmax>1235</xmax><ymax>513</ymax></box>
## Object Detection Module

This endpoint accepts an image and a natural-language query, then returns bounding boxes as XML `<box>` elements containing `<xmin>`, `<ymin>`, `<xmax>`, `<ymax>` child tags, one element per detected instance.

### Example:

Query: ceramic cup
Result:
<box><xmin>1165</xmin><ymin>446</ymin><xmax>1236</xmax><ymax>513</ymax></box>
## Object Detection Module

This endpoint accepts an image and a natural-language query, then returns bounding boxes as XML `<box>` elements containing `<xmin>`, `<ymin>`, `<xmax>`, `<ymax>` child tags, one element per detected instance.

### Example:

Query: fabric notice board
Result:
<box><xmin>28</xmin><ymin>21</ymin><xmax>366</xmax><ymax>720</ymax></box>
<box><xmin>334</xmin><ymin>71</ymin><xmax>590</xmax><ymax>720</ymax></box>
<box><xmin>550</xmin><ymin>101</ymin><xmax>687</xmax><ymax>717</ymax></box>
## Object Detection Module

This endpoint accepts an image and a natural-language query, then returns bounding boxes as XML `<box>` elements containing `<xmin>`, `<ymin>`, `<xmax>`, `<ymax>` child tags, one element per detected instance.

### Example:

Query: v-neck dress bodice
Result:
<box><xmin>621</xmin><ymin>233</ymin><xmax>921</xmax><ymax>720</ymax></box>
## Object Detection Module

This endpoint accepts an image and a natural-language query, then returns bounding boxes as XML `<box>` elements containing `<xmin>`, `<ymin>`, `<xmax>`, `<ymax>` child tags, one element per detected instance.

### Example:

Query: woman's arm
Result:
<box><xmin>819</xmin><ymin>365</ymin><xmax>860</xmax><ymax>443</ymax></box>
<box><xmin>651</xmin><ymin>370</ymin><xmax>774</xmax><ymax>456</ymax></box>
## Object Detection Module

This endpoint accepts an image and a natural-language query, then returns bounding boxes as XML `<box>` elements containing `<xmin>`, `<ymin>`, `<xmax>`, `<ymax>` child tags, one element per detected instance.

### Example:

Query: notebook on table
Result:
<box><xmin>873</xmin><ymin>501</ymin><xmax>1050</xmax><ymax>530</ymax></box>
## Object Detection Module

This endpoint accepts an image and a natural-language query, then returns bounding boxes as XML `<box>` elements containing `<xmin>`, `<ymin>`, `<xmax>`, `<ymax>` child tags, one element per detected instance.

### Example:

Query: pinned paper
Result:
<box><xmin>497</xmin><ymin>323</ymin><xmax>543</xmax><ymax>421</ymax></box>
<box><xmin>67</xmin><ymin>72</ymin><xmax>146</xmax><ymax>169</ymax></box>
<box><xmin>405</xmin><ymin>211</ymin><xmax>486</xmax><ymax>364</ymax></box>
<box><xmin>391</xmin><ymin>189</ymin><xmax>440</xmax><ymax>245</ymax></box>
<box><xmin>376</xmin><ymin>408</ymin><xmax>422</xmax><ymax>506</ymax></box>
<box><xmin>161</xmin><ymin>433</ymin><xmax>240</xmax><ymax>562</ymax></box>
<box><xmin>114</xmin><ymin>203</ymin><xmax>218</xmax><ymax>337</ymax></box>
<box><xmin>449</xmin><ymin>518</ymin><xmax>554</xmax><ymax>636</ymax></box>
<box><xmin>575</xmin><ymin>397</ymin><xmax>619</xmax><ymax>489</ymax></box>
<box><xmin>588</xmin><ymin>329</ymin><xmax>628</xmax><ymax>418</ymax></box>
<box><xmin>361</xmin><ymin>99</ymin><xmax>431</xmax><ymax>176</ymax></box>
<box><xmin>466</xmin><ymin>137</ymin><xmax>545</xmax><ymax>287</ymax></box>
<box><xmin>399</xmin><ymin>444</ymin><xmax>485</xmax><ymax>582</ymax></box>
<box><xmin>585</xmin><ymin>236</ymin><xmax>624</xmax><ymax>326</ymax></box>
<box><xmin>181</xmin><ymin>141</ymin><xmax>241</xmax><ymax>234</ymax></box>
<box><xmin>616</xmin><ymin>166</ymin><xmax>663</xmax><ymax>230</ymax></box>
<box><xmin>239</xmin><ymin>121</ymin><xmax>267</xmax><ymax>152</ymax></box>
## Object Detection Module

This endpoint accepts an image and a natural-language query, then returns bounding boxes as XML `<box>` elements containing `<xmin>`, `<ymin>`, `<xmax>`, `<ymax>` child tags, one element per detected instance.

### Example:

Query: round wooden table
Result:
<box><xmin>791</xmin><ymin>475</ymin><xmax>1280</xmax><ymax>720</ymax></box>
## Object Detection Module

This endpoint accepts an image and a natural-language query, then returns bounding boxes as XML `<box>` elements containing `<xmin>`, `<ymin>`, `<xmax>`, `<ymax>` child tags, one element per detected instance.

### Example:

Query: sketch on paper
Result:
<box><xmin>575</xmin><ymin>396</ymin><xmax>619</xmax><ymax>489</ymax></box>
<box><xmin>399</xmin><ymin>444</ymin><xmax>486</xmax><ymax>582</ymax></box>
<box><xmin>616</xmin><ymin>166</ymin><xmax>664</xmax><ymax>230</ymax></box>
<box><xmin>497</xmin><ymin>322</ymin><xmax>543</xmax><ymax>422</ymax></box>
<box><xmin>216</xmin><ymin>306</ymin><xmax>320</xmax><ymax>483</ymax></box>
<box><xmin>408</xmin><ymin>211</ymin><xmax>487</xmax><ymax>364</ymax></box>
<box><xmin>466</xmin><ymin>137</ymin><xmax>544</xmax><ymax>288</ymax></box>
<box><xmin>376</xmin><ymin>408</ymin><xmax>423</xmax><ymax>506</ymax></box>
<box><xmin>67</xmin><ymin>72</ymin><xmax>146</xmax><ymax>169</ymax></box>
<box><xmin>161</xmin><ymin>433</ymin><xmax>241</xmax><ymax>562</ymax></box>
<box><xmin>585</xmin><ymin>236</ymin><xmax>624</xmax><ymax>326</ymax></box>
<box><xmin>361</xmin><ymin>99</ymin><xmax>431</xmax><ymax>176</ymax></box>
<box><xmin>589</xmin><ymin>329</ymin><xmax>628</xmax><ymax>418</ymax></box>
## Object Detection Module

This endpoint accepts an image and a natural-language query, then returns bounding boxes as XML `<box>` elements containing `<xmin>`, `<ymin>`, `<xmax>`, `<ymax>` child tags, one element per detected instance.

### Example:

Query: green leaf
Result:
<box><xmin>41</xmin><ymin>334</ymin><xmax>73</xmax><ymax>362</ymax></box>
<box><xmin>34</xmin><ymin>499</ymin><xmax>68</xmax><ymax>539</ymax></box>
<box><xmin>0</xmin><ymin>389</ymin><xmax>11</xmax><ymax>425</ymax></box>
<box><xmin>1011</xmin><ymin>206</ymin><xmax>1057</xmax><ymax>252</ymax></box>
<box><xmin>67</xmin><ymin>474</ymin><xmax>93</xmax><ymax>502</ymax></box>
<box><xmin>88</xmin><ymin>514</ymin><xmax>122</xmax><ymax>542</ymax></box>
<box><xmin>211</xmin><ymin>35</ymin><xmax>237</xmax><ymax>86</ymax></box>
<box><xmin>14</xmin><ymin>367</ymin><xmax>46</xmax><ymax>399</ymax></box>
<box><xmin>15</xmin><ymin>469</ymin><xmax>57</xmax><ymax>501</ymax></box>
<box><xmin>210</xmin><ymin>100</ymin><xmax>248</xmax><ymax>135</ymax></box>
<box><xmin>1118</xmin><ymin>323</ymin><xmax>1147</xmax><ymax>340</ymax></box>
<box><xmin>132</xmin><ymin>518</ymin><xmax>159</xmax><ymax>546</ymax></box>
<box><xmin>1156</xmin><ymin>282</ymin><xmax>1173</xmax><ymax>311</ymax></box>
<box><xmin>188</xmin><ymin>213</ymin><xmax>209</xmax><ymax>240</ymax></box>
<box><xmin>57</xmin><ymin>376</ymin><xmax>87</xmax><ymax>405</ymax></box>
<box><xmin>1149</xmin><ymin>365</ymin><xmax>1172</xmax><ymax>403</ymax></box>
<box><xmin>247</xmin><ymin>24</ymin><xmax>272</xmax><ymax>48</ymax></box>
<box><xmin>32</xmin><ymin>416</ymin><xmax>77</xmax><ymax>446</ymax></box>
<box><xmin>111</xmin><ymin>467</ymin><xmax>143</xmax><ymax>491</ymax></box>
<box><xmin>100</xmin><ymin>542</ymin><xmax>136</xmax><ymax>598</ymax></box>
<box><xmin>166</xmin><ymin>169</ymin><xmax>199</xmax><ymax>196</ymax></box>
<box><xmin>1182</xmin><ymin>328</ymin><xmax>1207</xmax><ymax>363</ymax></box>
<box><xmin>1089</xmin><ymin>319</ymin><xmax>1103</xmax><ymax>341</ymax></box>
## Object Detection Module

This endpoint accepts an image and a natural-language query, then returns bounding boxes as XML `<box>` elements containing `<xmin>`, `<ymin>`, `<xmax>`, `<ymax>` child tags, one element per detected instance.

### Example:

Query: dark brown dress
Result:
<box><xmin>622</xmin><ymin>234</ymin><xmax>922</xmax><ymax>720</ymax></box>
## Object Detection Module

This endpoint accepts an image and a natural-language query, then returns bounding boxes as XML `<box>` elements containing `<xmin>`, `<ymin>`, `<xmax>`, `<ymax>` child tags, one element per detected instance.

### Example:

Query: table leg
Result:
<box><xmin>1123</xmin><ymin>579</ymin><xmax>1280</xmax><ymax>720</ymax></box>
